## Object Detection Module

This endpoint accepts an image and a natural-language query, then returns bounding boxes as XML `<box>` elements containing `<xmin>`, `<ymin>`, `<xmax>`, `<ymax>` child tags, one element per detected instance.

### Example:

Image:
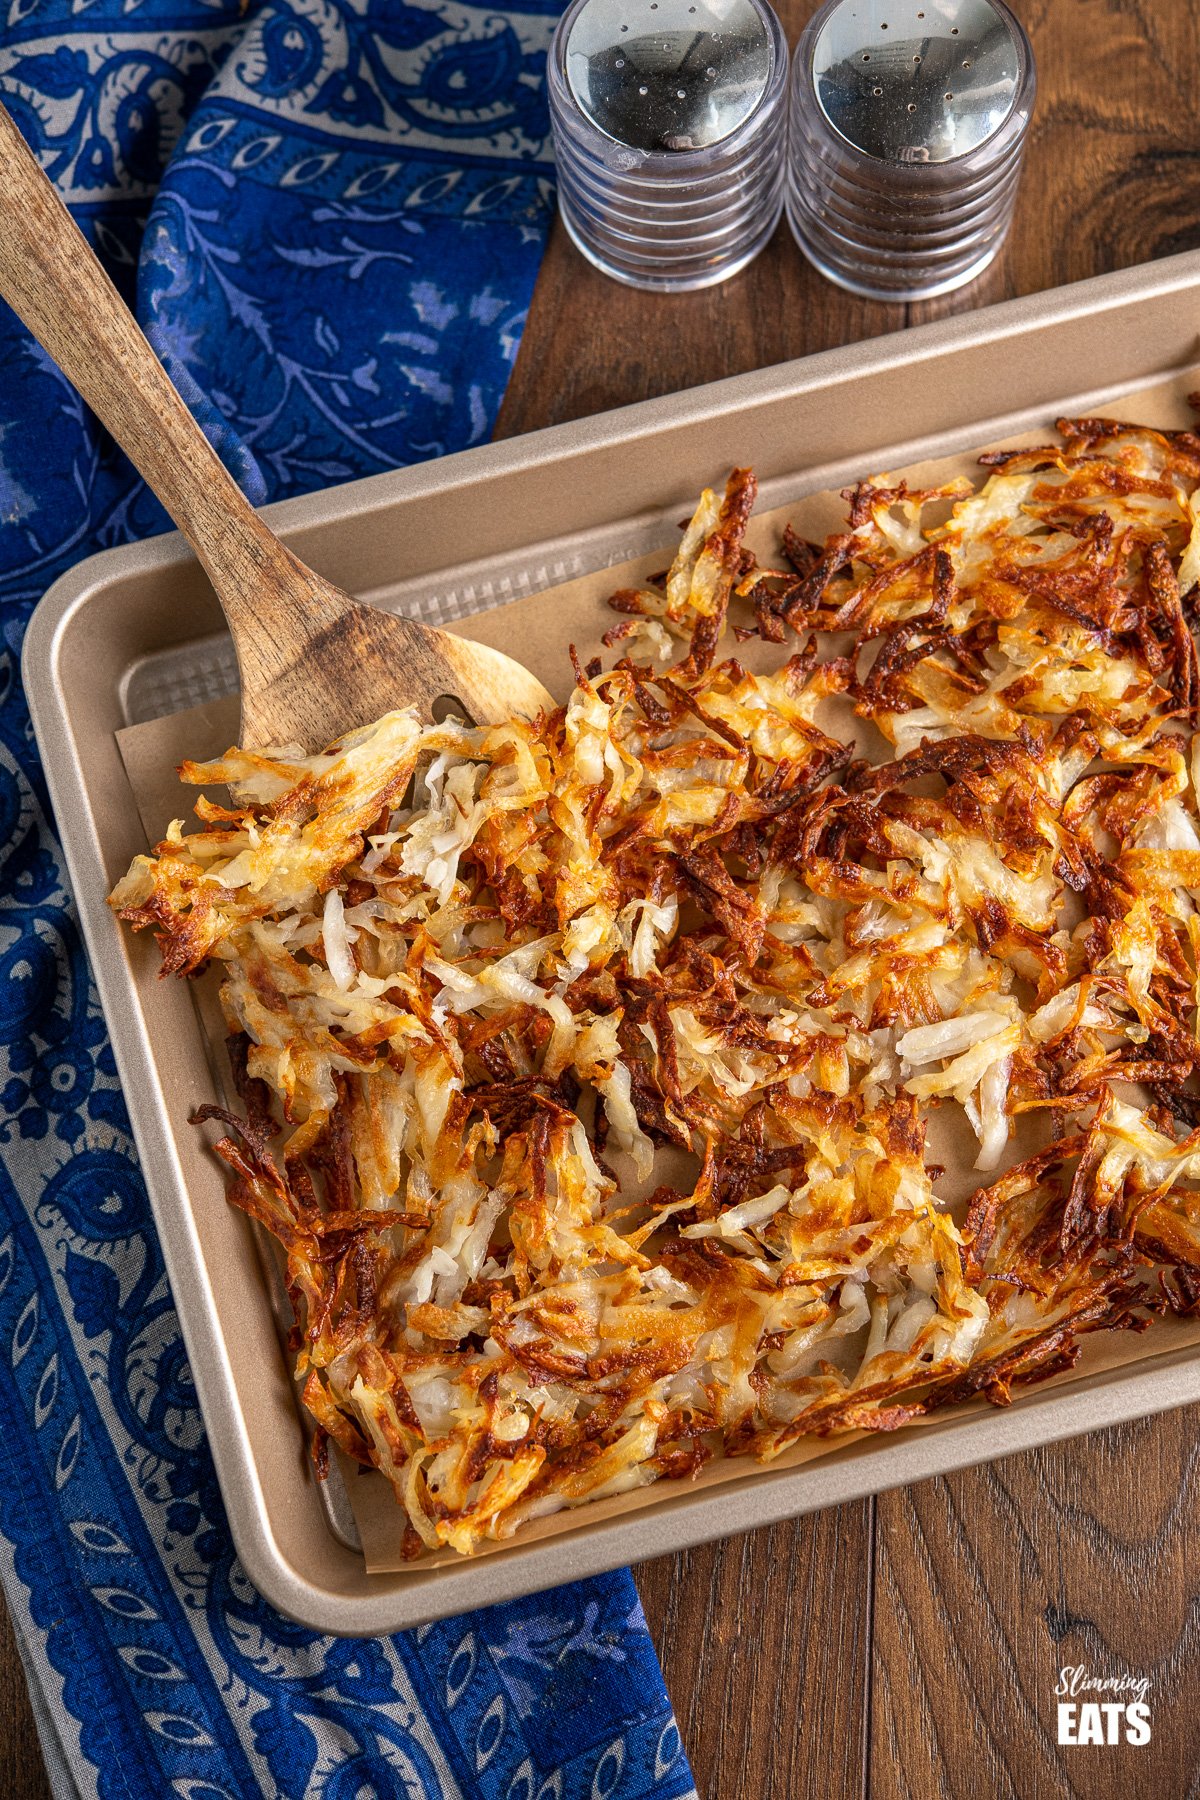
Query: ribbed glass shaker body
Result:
<box><xmin>548</xmin><ymin>0</ymin><xmax>789</xmax><ymax>291</ymax></box>
<box><xmin>786</xmin><ymin>0</ymin><xmax>1036</xmax><ymax>301</ymax></box>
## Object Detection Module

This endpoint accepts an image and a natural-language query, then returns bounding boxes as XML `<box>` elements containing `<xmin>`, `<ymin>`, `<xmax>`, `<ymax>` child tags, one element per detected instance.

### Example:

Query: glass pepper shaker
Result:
<box><xmin>786</xmin><ymin>0</ymin><xmax>1036</xmax><ymax>301</ymax></box>
<box><xmin>547</xmin><ymin>0</ymin><xmax>790</xmax><ymax>291</ymax></box>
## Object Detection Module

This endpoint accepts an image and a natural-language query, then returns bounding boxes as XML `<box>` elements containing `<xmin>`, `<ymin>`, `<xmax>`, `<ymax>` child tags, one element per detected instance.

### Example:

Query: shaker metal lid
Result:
<box><xmin>810</xmin><ymin>0</ymin><xmax>1022</xmax><ymax>163</ymax></box>
<box><xmin>564</xmin><ymin>0</ymin><xmax>774</xmax><ymax>153</ymax></box>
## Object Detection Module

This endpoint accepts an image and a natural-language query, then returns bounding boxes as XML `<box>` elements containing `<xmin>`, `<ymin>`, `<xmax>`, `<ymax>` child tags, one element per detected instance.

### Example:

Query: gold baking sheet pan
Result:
<box><xmin>114</xmin><ymin>359</ymin><xmax>1200</xmax><ymax>1575</ymax></box>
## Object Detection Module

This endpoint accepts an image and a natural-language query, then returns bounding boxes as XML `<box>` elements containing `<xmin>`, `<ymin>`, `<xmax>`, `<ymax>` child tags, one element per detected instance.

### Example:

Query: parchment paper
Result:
<box><xmin>115</xmin><ymin>363</ymin><xmax>1200</xmax><ymax>1573</ymax></box>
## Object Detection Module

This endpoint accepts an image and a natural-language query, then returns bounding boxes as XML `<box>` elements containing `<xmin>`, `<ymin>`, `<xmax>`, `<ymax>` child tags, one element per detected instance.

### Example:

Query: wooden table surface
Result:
<box><xmin>3</xmin><ymin>2</ymin><xmax>1200</xmax><ymax>1795</ymax></box>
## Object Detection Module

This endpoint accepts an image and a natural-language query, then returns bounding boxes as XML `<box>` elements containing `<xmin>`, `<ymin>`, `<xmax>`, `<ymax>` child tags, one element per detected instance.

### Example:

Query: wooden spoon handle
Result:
<box><xmin>0</xmin><ymin>104</ymin><xmax>344</xmax><ymax>640</ymax></box>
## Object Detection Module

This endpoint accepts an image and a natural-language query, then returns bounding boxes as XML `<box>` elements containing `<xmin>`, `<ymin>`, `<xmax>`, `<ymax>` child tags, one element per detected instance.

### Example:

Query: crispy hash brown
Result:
<box><xmin>111</xmin><ymin>415</ymin><xmax>1200</xmax><ymax>1557</ymax></box>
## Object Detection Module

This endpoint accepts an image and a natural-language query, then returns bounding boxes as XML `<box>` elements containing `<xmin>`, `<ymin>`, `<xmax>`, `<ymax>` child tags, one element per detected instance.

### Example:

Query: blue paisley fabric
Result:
<box><xmin>0</xmin><ymin>5</ymin><xmax>698</xmax><ymax>1797</ymax></box>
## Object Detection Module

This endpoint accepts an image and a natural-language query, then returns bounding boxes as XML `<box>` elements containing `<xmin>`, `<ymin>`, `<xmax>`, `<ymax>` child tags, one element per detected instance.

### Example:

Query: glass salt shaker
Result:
<box><xmin>547</xmin><ymin>0</ymin><xmax>789</xmax><ymax>291</ymax></box>
<box><xmin>786</xmin><ymin>0</ymin><xmax>1036</xmax><ymax>301</ymax></box>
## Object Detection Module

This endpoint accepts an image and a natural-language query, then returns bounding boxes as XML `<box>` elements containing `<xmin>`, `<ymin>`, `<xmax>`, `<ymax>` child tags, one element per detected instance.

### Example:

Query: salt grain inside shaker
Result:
<box><xmin>547</xmin><ymin>0</ymin><xmax>789</xmax><ymax>291</ymax></box>
<box><xmin>786</xmin><ymin>0</ymin><xmax>1036</xmax><ymax>301</ymax></box>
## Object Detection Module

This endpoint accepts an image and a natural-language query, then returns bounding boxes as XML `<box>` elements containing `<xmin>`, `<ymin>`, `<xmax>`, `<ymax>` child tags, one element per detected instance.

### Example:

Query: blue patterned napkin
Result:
<box><xmin>0</xmin><ymin>6</ymin><xmax>697</xmax><ymax>1796</ymax></box>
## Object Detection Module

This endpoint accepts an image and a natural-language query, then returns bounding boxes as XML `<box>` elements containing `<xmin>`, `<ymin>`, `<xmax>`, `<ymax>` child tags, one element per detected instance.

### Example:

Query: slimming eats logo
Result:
<box><xmin>1055</xmin><ymin>1666</ymin><xmax>1151</xmax><ymax>1746</ymax></box>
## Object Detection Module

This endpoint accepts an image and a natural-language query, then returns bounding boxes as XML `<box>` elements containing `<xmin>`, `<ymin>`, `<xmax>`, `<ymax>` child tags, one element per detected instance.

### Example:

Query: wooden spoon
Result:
<box><xmin>0</xmin><ymin>103</ymin><xmax>553</xmax><ymax>749</ymax></box>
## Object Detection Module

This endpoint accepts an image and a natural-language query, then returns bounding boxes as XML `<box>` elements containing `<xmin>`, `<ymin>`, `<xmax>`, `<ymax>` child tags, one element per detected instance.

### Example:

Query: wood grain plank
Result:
<box><xmin>0</xmin><ymin>1598</ymin><xmax>53</xmax><ymax>1800</ymax></box>
<box><xmin>635</xmin><ymin>1503</ymin><xmax>873</xmax><ymax>1800</ymax></box>
<box><xmin>492</xmin><ymin>208</ymin><xmax>910</xmax><ymax>439</ymax></box>
<box><xmin>870</xmin><ymin>1407</ymin><xmax>1200</xmax><ymax>1799</ymax></box>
